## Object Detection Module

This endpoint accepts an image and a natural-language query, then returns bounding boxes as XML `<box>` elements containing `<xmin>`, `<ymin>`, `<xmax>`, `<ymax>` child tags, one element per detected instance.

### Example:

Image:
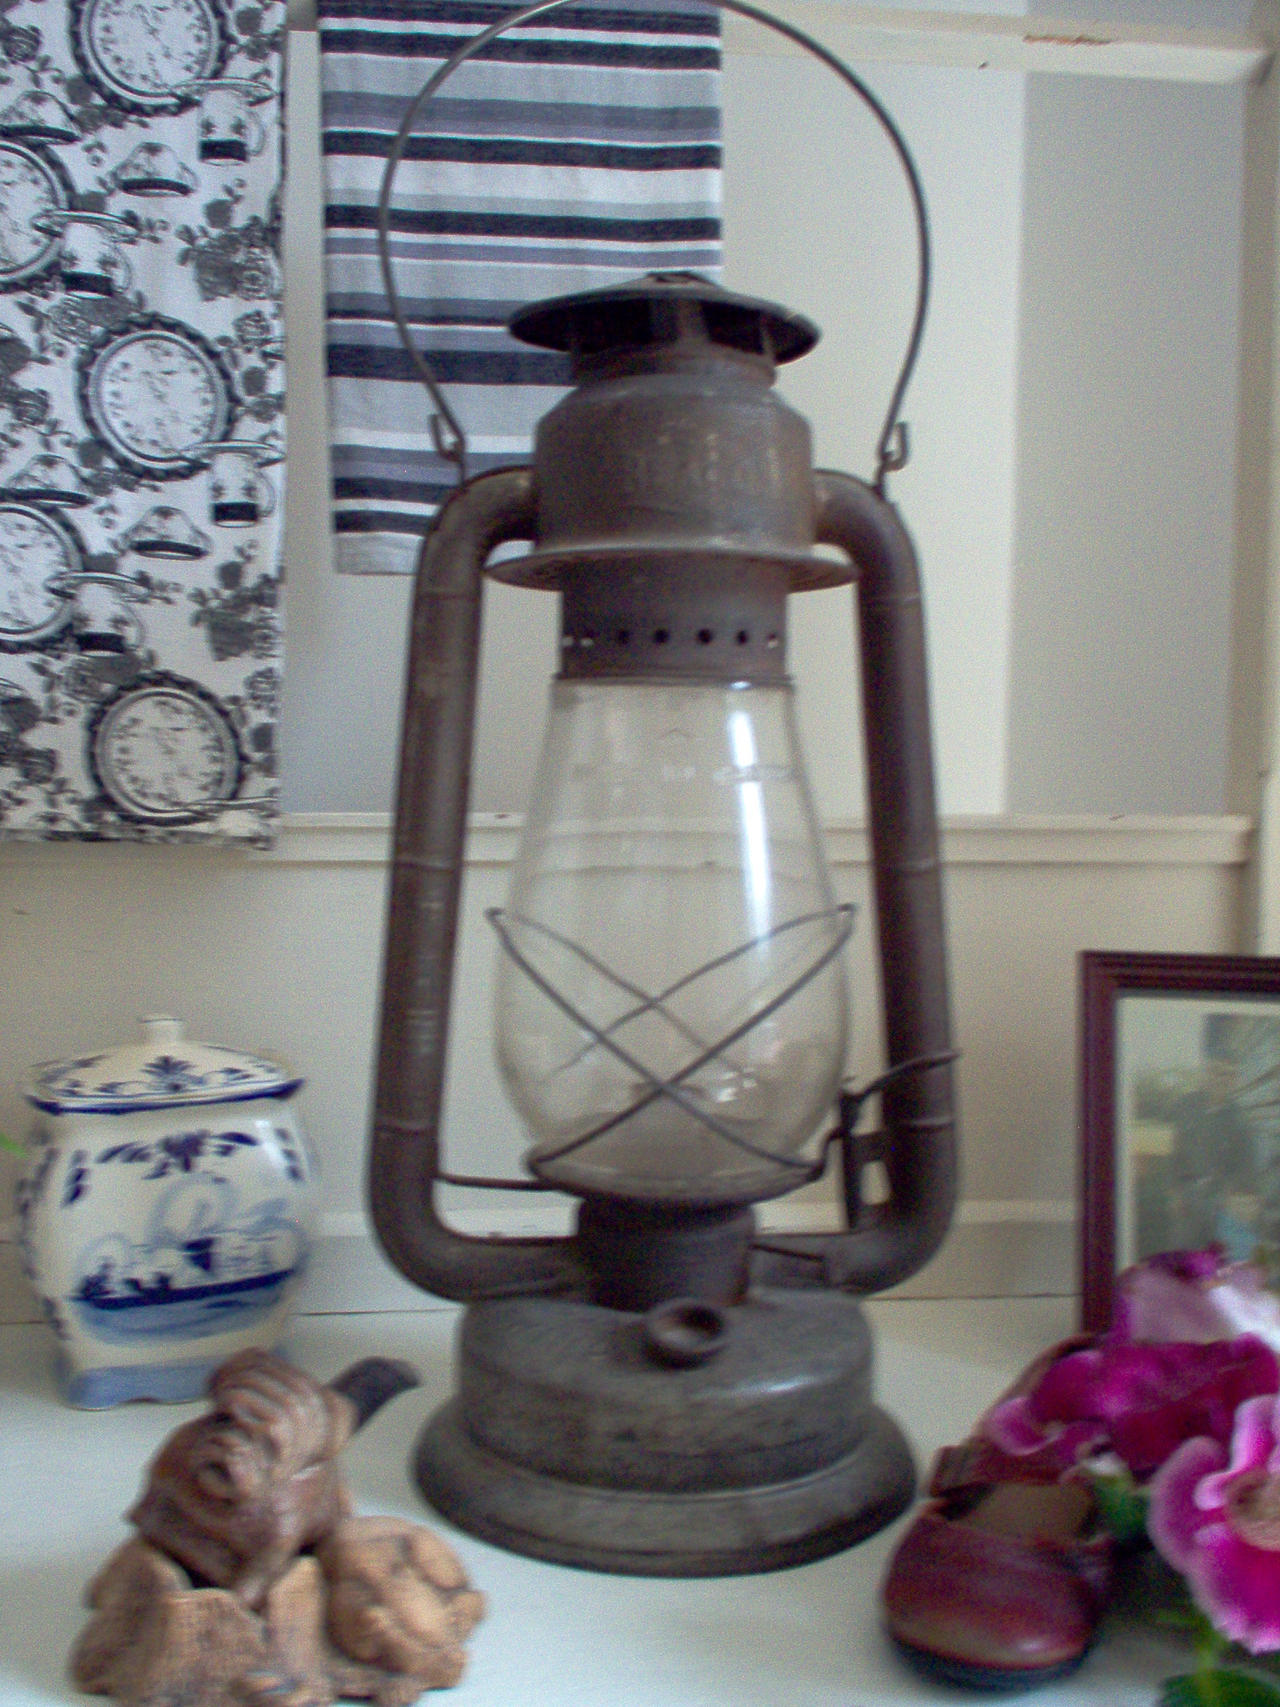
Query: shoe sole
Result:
<box><xmin>890</xmin><ymin>1634</ymin><xmax>1090</xmax><ymax>1694</ymax></box>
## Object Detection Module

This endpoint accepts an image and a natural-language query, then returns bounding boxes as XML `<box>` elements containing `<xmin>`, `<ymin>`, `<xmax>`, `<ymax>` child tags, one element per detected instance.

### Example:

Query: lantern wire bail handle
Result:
<box><xmin>375</xmin><ymin>0</ymin><xmax>931</xmax><ymax>497</ymax></box>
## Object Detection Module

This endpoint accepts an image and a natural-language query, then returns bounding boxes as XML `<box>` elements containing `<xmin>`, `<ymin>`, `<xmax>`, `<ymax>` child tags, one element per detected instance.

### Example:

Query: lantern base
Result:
<box><xmin>413</xmin><ymin>1289</ymin><xmax>915</xmax><ymax>1576</ymax></box>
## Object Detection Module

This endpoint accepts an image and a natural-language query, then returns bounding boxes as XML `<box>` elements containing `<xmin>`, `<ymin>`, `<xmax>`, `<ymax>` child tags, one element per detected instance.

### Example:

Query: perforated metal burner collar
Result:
<box><xmin>494</xmin><ymin>275</ymin><xmax>852</xmax><ymax>683</ymax></box>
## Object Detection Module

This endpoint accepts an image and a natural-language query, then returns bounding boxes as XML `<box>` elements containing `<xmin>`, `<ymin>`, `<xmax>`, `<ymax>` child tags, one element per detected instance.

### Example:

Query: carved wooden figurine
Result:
<box><xmin>71</xmin><ymin>1351</ymin><xmax>486</xmax><ymax>1707</ymax></box>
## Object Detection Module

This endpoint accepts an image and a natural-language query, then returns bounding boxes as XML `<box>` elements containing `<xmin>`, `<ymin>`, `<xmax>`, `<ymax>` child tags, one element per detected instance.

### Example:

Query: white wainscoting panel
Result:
<box><xmin>0</xmin><ymin>812</ymin><xmax>1250</xmax><ymax>1324</ymax></box>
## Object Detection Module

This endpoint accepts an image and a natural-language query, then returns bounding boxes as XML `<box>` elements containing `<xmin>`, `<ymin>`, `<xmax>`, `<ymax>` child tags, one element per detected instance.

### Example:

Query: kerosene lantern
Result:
<box><xmin>368</xmin><ymin>2</ymin><xmax>957</xmax><ymax>1578</ymax></box>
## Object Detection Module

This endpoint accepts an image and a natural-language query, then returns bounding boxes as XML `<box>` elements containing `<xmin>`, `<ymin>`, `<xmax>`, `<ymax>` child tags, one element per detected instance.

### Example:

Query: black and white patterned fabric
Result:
<box><xmin>318</xmin><ymin>0</ymin><xmax>722</xmax><ymax>576</ymax></box>
<box><xmin>0</xmin><ymin>0</ymin><xmax>284</xmax><ymax>845</ymax></box>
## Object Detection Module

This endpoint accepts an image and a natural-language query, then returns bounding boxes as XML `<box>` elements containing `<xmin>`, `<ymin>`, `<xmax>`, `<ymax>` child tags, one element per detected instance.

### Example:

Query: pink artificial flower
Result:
<box><xmin>985</xmin><ymin>1336</ymin><xmax>1279</xmax><ymax>1482</ymax></box>
<box><xmin>1149</xmin><ymin>1390</ymin><xmax>1280</xmax><ymax>1652</ymax></box>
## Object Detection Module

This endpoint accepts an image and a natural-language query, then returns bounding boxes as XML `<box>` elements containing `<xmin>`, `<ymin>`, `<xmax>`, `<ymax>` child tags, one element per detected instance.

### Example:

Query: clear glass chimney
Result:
<box><xmin>493</xmin><ymin>674</ymin><xmax>850</xmax><ymax>1206</ymax></box>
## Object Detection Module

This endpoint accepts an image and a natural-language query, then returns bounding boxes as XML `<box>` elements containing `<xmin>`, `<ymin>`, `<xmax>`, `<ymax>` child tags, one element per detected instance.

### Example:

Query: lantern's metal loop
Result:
<box><xmin>375</xmin><ymin>0</ymin><xmax>931</xmax><ymax>496</ymax></box>
<box><xmin>835</xmin><ymin>1047</ymin><xmax>961</xmax><ymax>1133</ymax></box>
<box><xmin>486</xmin><ymin>902</ymin><xmax>854</xmax><ymax>1172</ymax></box>
<box><xmin>746</xmin><ymin>1045</ymin><xmax>960</xmax><ymax>1262</ymax></box>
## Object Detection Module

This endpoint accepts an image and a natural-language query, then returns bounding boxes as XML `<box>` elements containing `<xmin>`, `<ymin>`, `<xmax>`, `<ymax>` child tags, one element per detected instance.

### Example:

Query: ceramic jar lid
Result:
<box><xmin>26</xmin><ymin>1015</ymin><xmax>303</xmax><ymax>1114</ymax></box>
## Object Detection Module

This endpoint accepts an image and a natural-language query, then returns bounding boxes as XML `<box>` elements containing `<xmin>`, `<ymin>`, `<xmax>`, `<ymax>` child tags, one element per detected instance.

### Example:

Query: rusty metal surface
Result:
<box><xmin>495</xmin><ymin>278</ymin><xmax>851</xmax><ymax>611</ymax></box>
<box><xmin>556</xmin><ymin>554</ymin><xmax>793</xmax><ymax>684</ymax></box>
<box><xmin>455</xmin><ymin>1291</ymin><xmax>872</xmax><ymax>1491</ymax></box>
<box><xmin>367</xmin><ymin>465</ymin><xmax>583</xmax><ymax>1304</ymax></box>
<box><xmin>753</xmin><ymin>472</ymin><xmax>958</xmax><ymax>1293</ymax></box>
<box><xmin>412</xmin><ymin>1290</ymin><xmax>914</xmax><ymax>1576</ymax></box>
<box><xmin>507</xmin><ymin>272</ymin><xmax>819</xmax><ymax>365</ymax></box>
<box><xmin>575</xmin><ymin>1200</ymin><xmax>753</xmax><ymax>1311</ymax></box>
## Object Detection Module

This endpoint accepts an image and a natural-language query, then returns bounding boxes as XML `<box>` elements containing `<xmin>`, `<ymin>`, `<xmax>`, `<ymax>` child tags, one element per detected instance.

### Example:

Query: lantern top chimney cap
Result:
<box><xmin>508</xmin><ymin>272</ymin><xmax>819</xmax><ymax>369</ymax></box>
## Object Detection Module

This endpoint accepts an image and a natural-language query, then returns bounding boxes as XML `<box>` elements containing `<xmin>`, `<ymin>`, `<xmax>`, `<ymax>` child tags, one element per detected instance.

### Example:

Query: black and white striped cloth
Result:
<box><xmin>317</xmin><ymin>0</ymin><xmax>722</xmax><ymax>575</ymax></box>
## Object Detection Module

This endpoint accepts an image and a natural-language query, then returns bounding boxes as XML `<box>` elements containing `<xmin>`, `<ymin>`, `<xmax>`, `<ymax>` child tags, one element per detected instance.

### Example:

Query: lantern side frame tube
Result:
<box><xmin>753</xmin><ymin>471</ymin><xmax>958</xmax><ymax>1293</ymax></box>
<box><xmin>368</xmin><ymin>466</ymin><xmax>586</xmax><ymax>1302</ymax></box>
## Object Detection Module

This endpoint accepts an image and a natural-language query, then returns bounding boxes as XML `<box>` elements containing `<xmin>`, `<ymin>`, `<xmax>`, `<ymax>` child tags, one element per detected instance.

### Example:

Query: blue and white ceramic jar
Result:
<box><xmin>17</xmin><ymin>1016</ymin><xmax>318</xmax><ymax>1408</ymax></box>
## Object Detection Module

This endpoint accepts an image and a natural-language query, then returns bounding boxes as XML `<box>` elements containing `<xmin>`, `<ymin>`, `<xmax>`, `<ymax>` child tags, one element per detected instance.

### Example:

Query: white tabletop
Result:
<box><xmin>0</xmin><ymin>1296</ymin><xmax>1187</xmax><ymax>1705</ymax></box>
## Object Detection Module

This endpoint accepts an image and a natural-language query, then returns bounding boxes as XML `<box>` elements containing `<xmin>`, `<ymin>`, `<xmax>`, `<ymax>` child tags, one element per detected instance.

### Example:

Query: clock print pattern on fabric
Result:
<box><xmin>80</xmin><ymin>318</ymin><xmax>232</xmax><ymax>475</ymax></box>
<box><xmin>0</xmin><ymin>0</ymin><xmax>283</xmax><ymax>846</ymax></box>
<box><xmin>72</xmin><ymin>0</ymin><xmax>227</xmax><ymax>113</ymax></box>
<box><xmin>89</xmin><ymin>670</ymin><xmax>240</xmax><ymax>822</ymax></box>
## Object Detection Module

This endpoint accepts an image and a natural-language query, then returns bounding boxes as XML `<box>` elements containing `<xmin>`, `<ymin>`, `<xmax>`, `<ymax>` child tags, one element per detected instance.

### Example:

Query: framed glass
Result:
<box><xmin>1079</xmin><ymin>951</ymin><xmax>1280</xmax><ymax>1330</ymax></box>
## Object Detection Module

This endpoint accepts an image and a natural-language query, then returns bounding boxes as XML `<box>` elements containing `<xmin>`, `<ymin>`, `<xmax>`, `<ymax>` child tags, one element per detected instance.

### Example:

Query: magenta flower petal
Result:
<box><xmin>1114</xmin><ymin>1255</ymin><xmax>1237</xmax><ymax>1343</ymax></box>
<box><xmin>1186</xmin><ymin>1523</ymin><xmax>1280</xmax><ymax>1650</ymax></box>
<box><xmin>984</xmin><ymin>1394</ymin><xmax>1051</xmax><ymax>1455</ymax></box>
<box><xmin>983</xmin><ymin>1336</ymin><xmax>1279</xmax><ymax>1481</ymax></box>
<box><xmin>1149</xmin><ymin>1436</ymin><xmax>1227</xmax><ymax>1572</ymax></box>
<box><xmin>1198</xmin><ymin>1396</ymin><xmax>1279</xmax><ymax>1509</ymax></box>
<box><xmin>1237</xmin><ymin>1394</ymin><xmax>1280</xmax><ymax>1474</ymax></box>
<box><xmin>1149</xmin><ymin>1391</ymin><xmax>1280</xmax><ymax>1653</ymax></box>
<box><xmin>1162</xmin><ymin>1250</ymin><xmax>1236</xmax><ymax>1281</ymax></box>
<box><xmin>1111</xmin><ymin>1343</ymin><xmax>1277</xmax><ymax>1478</ymax></box>
<box><xmin>1113</xmin><ymin>1250</ymin><xmax>1280</xmax><ymax>1353</ymax></box>
<box><xmin>984</xmin><ymin>1393</ymin><xmax>1104</xmax><ymax>1474</ymax></box>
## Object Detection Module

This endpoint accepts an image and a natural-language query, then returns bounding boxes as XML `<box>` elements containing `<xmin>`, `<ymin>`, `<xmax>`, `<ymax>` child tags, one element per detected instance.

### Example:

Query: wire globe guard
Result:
<box><xmin>367</xmin><ymin>7</ymin><xmax>958</xmax><ymax>1578</ymax></box>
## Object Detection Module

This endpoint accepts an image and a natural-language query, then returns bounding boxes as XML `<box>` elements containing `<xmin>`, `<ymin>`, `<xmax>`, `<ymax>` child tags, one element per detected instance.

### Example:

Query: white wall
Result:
<box><xmin>1006</xmin><ymin>68</ymin><xmax>1244</xmax><ymax>813</ymax></box>
<box><xmin>278</xmin><ymin>12</ymin><xmax>1030</xmax><ymax>823</ymax></box>
<box><xmin>277</xmin><ymin>8</ymin><xmax>1248</xmax><ymax>823</ymax></box>
<box><xmin>721</xmin><ymin>31</ymin><xmax>1026</xmax><ymax>819</ymax></box>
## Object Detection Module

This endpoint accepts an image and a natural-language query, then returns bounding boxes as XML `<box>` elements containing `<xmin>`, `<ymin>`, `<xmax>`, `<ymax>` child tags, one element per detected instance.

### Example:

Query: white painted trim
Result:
<box><xmin>252</xmin><ymin>811</ymin><xmax>1252</xmax><ymax>871</ymax></box>
<box><xmin>283</xmin><ymin>3</ymin><xmax>1272</xmax><ymax>84</ymax></box>
<box><xmin>0</xmin><ymin>1196</ymin><xmax>1080</xmax><ymax>1323</ymax></box>
<box><xmin>310</xmin><ymin>1199</ymin><xmax>1077</xmax><ymax>1243</ymax></box>
<box><xmin>0</xmin><ymin>1196</ymin><xmax>1090</xmax><ymax>1249</ymax></box>
<box><xmin>263</xmin><ymin>1206</ymin><xmax>1081</xmax><ymax>1309</ymax></box>
<box><xmin>300</xmin><ymin>1210</ymin><xmax>1081</xmax><ymax>1306</ymax></box>
<box><xmin>720</xmin><ymin>6</ymin><xmax>1271</xmax><ymax>83</ymax></box>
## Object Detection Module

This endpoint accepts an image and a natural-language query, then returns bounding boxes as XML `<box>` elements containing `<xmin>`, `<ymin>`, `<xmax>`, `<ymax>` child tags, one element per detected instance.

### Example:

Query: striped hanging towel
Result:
<box><xmin>318</xmin><ymin>0</ymin><xmax>722</xmax><ymax>576</ymax></box>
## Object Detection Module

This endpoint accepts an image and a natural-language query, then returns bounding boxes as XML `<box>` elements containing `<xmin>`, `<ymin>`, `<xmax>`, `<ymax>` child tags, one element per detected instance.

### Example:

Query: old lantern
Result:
<box><xmin>369</xmin><ymin>1</ymin><xmax>957</xmax><ymax>1577</ymax></box>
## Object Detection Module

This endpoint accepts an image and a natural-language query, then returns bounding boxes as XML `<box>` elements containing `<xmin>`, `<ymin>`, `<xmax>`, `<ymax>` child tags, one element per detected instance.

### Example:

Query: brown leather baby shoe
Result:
<box><xmin>881</xmin><ymin>1439</ymin><xmax>1114</xmax><ymax>1692</ymax></box>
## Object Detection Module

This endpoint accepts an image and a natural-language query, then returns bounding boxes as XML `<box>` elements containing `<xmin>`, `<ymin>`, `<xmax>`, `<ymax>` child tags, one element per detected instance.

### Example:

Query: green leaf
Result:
<box><xmin>1160</xmin><ymin>1679</ymin><xmax>1205</xmax><ymax>1707</ymax></box>
<box><xmin>1090</xmin><ymin>1467</ymin><xmax>1149</xmax><ymax>1544</ymax></box>
<box><xmin>0</xmin><ymin>1130</ymin><xmax>22</xmax><ymax>1157</ymax></box>
<box><xmin>1161</xmin><ymin>1669</ymin><xmax>1280</xmax><ymax>1707</ymax></box>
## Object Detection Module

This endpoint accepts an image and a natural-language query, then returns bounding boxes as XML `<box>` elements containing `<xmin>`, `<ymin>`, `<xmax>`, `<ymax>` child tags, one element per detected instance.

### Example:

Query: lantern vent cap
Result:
<box><xmin>508</xmin><ymin>272</ymin><xmax>819</xmax><ymax>369</ymax></box>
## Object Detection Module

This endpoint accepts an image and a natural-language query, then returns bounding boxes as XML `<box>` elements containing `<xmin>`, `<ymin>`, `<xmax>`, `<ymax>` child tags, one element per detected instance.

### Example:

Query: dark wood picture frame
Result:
<box><xmin>1080</xmin><ymin>950</ymin><xmax>1280</xmax><ymax>1332</ymax></box>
